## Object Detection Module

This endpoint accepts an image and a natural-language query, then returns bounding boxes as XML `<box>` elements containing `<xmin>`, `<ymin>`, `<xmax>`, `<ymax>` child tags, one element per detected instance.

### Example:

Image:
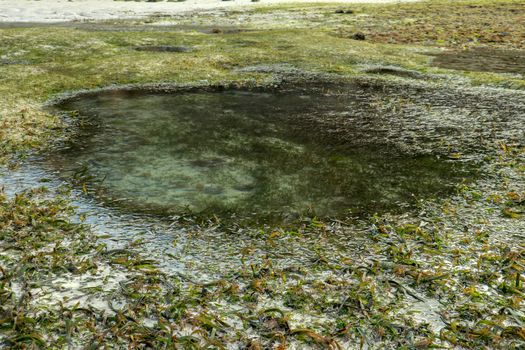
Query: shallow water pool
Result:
<box><xmin>50</xmin><ymin>89</ymin><xmax>472</xmax><ymax>221</ymax></box>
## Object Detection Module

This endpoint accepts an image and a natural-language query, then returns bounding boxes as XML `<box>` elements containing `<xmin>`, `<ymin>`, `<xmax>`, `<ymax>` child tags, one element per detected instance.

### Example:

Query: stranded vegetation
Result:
<box><xmin>1</xmin><ymin>0</ymin><xmax>525</xmax><ymax>348</ymax></box>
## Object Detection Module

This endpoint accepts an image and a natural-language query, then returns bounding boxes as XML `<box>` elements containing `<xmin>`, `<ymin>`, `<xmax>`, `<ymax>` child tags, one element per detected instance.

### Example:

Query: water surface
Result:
<box><xmin>51</xmin><ymin>90</ymin><xmax>471</xmax><ymax>221</ymax></box>
<box><xmin>430</xmin><ymin>48</ymin><xmax>525</xmax><ymax>75</ymax></box>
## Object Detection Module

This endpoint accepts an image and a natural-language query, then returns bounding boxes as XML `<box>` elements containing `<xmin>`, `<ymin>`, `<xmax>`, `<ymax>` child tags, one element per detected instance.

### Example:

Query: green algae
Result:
<box><xmin>0</xmin><ymin>0</ymin><xmax>525</xmax><ymax>348</ymax></box>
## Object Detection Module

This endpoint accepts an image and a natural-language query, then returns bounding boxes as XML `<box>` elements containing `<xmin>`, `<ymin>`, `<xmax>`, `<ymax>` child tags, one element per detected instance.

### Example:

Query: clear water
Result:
<box><xmin>50</xmin><ymin>90</ymin><xmax>471</xmax><ymax>221</ymax></box>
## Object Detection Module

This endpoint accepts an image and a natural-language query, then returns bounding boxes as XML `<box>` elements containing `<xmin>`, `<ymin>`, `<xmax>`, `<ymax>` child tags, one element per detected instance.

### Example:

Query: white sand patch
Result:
<box><xmin>0</xmin><ymin>0</ymin><xmax>420</xmax><ymax>23</ymax></box>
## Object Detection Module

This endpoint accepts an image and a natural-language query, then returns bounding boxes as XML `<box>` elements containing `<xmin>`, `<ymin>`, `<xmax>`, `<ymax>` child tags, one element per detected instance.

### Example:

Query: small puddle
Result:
<box><xmin>49</xmin><ymin>88</ymin><xmax>472</xmax><ymax>222</ymax></box>
<box><xmin>430</xmin><ymin>47</ymin><xmax>525</xmax><ymax>75</ymax></box>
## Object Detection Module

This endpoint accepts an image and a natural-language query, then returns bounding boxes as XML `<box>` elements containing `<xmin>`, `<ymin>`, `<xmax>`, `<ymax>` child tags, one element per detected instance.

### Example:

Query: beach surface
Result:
<box><xmin>0</xmin><ymin>0</ymin><xmax>420</xmax><ymax>22</ymax></box>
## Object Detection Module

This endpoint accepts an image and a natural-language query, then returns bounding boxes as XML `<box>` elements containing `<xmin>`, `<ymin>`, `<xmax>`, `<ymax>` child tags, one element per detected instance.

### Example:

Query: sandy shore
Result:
<box><xmin>0</xmin><ymin>0</ymin><xmax>419</xmax><ymax>23</ymax></box>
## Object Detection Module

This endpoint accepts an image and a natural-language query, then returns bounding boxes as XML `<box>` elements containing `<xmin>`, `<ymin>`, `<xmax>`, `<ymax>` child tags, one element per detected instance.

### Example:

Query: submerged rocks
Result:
<box><xmin>133</xmin><ymin>45</ymin><xmax>192</xmax><ymax>53</ymax></box>
<box><xmin>351</xmin><ymin>32</ymin><xmax>366</xmax><ymax>40</ymax></box>
<box><xmin>335</xmin><ymin>9</ymin><xmax>354</xmax><ymax>14</ymax></box>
